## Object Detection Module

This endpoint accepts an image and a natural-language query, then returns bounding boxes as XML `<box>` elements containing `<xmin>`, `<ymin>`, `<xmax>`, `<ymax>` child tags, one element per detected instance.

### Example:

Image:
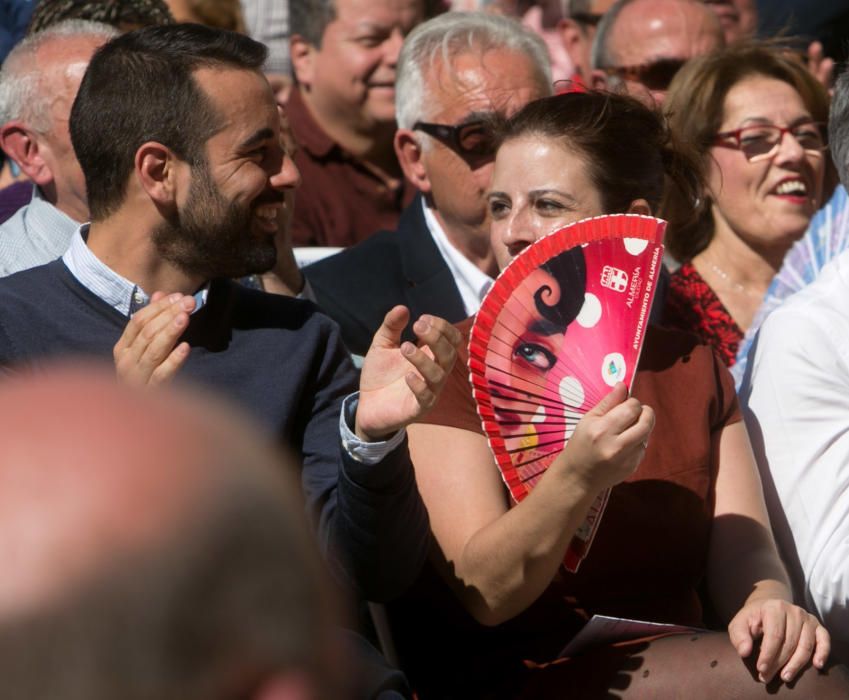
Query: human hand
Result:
<box><xmin>113</xmin><ymin>291</ymin><xmax>195</xmax><ymax>387</ymax></box>
<box><xmin>561</xmin><ymin>383</ymin><xmax>654</xmax><ymax>493</ymax></box>
<box><xmin>806</xmin><ymin>41</ymin><xmax>835</xmax><ymax>92</ymax></box>
<box><xmin>728</xmin><ymin>598</ymin><xmax>830</xmax><ymax>683</ymax></box>
<box><xmin>355</xmin><ymin>306</ymin><xmax>462</xmax><ymax>442</ymax></box>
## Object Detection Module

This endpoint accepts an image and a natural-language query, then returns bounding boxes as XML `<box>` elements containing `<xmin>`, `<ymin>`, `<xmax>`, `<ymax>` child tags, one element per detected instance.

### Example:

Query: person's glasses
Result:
<box><xmin>571</xmin><ymin>11</ymin><xmax>603</xmax><ymax>27</ymax></box>
<box><xmin>413</xmin><ymin>120</ymin><xmax>496</xmax><ymax>157</ymax></box>
<box><xmin>714</xmin><ymin>121</ymin><xmax>828</xmax><ymax>162</ymax></box>
<box><xmin>603</xmin><ymin>57</ymin><xmax>687</xmax><ymax>91</ymax></box>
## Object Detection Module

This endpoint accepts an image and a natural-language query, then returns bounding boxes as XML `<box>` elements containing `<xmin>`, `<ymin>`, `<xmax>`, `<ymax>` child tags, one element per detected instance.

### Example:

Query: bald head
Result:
<box><xmin>592</xmin><ymin>0</ymin><xmax>724</xmax><ymax>106</ymax></box>
<box><xmin>0</xmin><ymin>366</ymin><xmax>337</xmax><ymax>699</ymax></box>
<box><xmin>0</xmin><ymin>368</ymin><xmax>237</xmax><ymax>614</ymax></box>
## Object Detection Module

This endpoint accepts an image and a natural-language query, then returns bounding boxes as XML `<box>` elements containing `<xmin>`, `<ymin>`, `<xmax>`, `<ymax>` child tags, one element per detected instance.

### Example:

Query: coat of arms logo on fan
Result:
<box><xmin>469</xmin><ymin>214</ymin><xmax>665</xmax><ymax>572</ymax></box>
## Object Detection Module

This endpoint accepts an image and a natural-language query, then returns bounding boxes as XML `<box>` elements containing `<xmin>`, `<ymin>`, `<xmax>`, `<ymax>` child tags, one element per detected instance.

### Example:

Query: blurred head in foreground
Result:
<box><xmin>0</xmin><ymin>366</ymin><xmax>339</xmax><ymax>700</ymax></box>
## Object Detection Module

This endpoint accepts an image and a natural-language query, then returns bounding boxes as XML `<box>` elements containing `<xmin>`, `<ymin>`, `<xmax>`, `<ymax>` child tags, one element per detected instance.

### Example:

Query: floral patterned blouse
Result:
<box><xmin>664</xmin><ymin>262</ymin><xmax>743</xmax><ymax>367</ymax></box>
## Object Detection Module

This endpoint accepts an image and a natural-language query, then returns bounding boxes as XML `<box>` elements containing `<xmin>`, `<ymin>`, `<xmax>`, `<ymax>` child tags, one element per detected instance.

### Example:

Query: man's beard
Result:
<box><xmin>152</xmin><ymin>159</ymin><xmax>278</xmax><ymax>280</ymax></box>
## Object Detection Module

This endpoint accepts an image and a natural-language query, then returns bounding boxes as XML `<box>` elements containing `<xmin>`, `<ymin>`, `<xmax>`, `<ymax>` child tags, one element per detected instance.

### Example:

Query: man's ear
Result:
<box><xmin>289</xmin><ymin>34</ymin><xmax>317</xmax><ymax>90</ymax></box>
<box><xmin>135</xmin><ymin>142</ymin><xmax>179</xmax><ymax>207</ymax></box>
<box><xmin>0</xmin><ymin>122</ymin><xmax>53</xmax><ymax>186</ymax></box>
<box><xmin>394</xmin><ymin>129</ymin><xmax>431</xmax><ymax>194</ymax></box>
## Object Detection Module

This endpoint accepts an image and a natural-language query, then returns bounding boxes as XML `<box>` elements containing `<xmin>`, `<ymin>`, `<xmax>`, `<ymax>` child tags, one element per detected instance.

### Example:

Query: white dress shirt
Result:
<box><xmin>741</xmin><ymin>248</ymin><xmax>849</xmax><ymax>646</ymax></box>
<box><xmin>422</xmin><ymin>199</ymin><xmax>493</xmax><ymax>316</ymax></box>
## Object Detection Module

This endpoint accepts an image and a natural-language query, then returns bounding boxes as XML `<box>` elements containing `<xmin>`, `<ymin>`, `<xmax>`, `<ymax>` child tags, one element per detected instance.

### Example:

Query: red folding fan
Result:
<box><xmin>469</xmin><ymin>214</ymin><xmax>665</xmax><ymax>572</ymax></box>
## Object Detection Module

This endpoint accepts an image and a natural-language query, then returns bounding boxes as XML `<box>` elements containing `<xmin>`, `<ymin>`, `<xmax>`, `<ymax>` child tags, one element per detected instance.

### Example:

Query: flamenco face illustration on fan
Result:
<box><xmin>485</xmin><ymin>247</ymin><xmax>588</xmax><ymax>463</ymax></box>
<box><xmin>468</xmin><ymin>213</ymin><xmax>665</xmax><ymax>569</ymax></box>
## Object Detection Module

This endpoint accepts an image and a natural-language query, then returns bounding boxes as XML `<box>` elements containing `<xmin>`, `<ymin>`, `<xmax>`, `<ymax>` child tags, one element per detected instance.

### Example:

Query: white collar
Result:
<box><xmin>421</xmin><ymin>199</ymin><xmax>493</xmax><ymax>316</ymax></box>
<box><xmin>62</xmin><ymin>225</ymin><xmax>209</xmax><ymax>316</ymax></box>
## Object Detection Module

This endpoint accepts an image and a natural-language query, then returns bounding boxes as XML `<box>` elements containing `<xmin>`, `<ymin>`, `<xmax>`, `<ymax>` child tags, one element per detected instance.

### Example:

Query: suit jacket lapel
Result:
<box><xmin>397</xmin><ymin>197</ymin><xmax>468</xmax><ymax>330</ymax></box>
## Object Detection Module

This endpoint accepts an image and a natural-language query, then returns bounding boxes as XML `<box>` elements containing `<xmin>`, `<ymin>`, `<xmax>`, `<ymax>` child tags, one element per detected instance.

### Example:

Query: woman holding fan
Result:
<box><xmin>662</xmin><ymin>42</ymin><xmax>833</xmax><ymax>366</ymax></box>
<box><xmin>387</xmin><ymin>91</ymin><xmax>849</xmax><ymax>698</ymax></box>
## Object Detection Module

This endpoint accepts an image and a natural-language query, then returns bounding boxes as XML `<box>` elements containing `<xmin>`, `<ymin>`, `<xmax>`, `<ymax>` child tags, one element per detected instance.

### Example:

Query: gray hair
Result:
<box><xmin>289</xmin><ymin>0</ymin><xmax>335</xmax><ymax>48</ymax></box>
<box><xmin>830</xmin><ymin>70</ymin><xmax>849</xmax><ymax>186</ymax></box>
<box><xmin>590</xmin><ymin>0</ymin><xmax>634</xmax><ymax>69</ymax></box>
<box><xmin>0</xmin><ymin>20</ymin><xmax>118</xmax><ymax>131</ymax></box>
<box><xmin>395</xmin><ymin>11</ymin><xmax>552</xmax><ymax>131</ymax></box>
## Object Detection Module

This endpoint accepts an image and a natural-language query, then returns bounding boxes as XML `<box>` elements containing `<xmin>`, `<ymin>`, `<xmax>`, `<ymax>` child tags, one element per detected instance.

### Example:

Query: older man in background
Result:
<box><xmin>305</xmin><ymin>12</ymin><xmax>552</xmax><ymax>356</ymax></box>
<box><xmin>287</xmin><ymin>0</ymin><xmax>426</xmax><ymax>247</ymax></box>
<box><xmin>0</xmin><ymin>20</ymin><xmax>117</xmax><ymax>276</ymax></box>
<box><xmin>590</xmin><ymin>0</ymin><xmax>723</xmax><ymax>106</ymax></box>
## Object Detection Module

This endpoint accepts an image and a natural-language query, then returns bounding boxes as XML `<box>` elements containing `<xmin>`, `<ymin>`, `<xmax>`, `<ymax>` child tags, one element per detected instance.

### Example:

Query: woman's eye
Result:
<box><xmin>514</xmin><ymin>342</ymin><xmax>557</xmax><ymax>371</ymax></box>
<box><xmin>489</xmin><ymin>200</ymin><xmax>510</xmax><ymax>218</ymax></box>
<box><xmin>535</xmin><ymin>199</ymin><xmax>563</xmax><ymax>214</ymax></box>
<box><xmin>793</xmin><ymin>125</ymin><xmax>824</xmax><ymax>148</ymax></box>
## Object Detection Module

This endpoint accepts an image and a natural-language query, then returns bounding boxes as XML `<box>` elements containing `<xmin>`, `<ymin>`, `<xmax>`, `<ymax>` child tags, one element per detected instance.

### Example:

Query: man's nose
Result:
<box><xmin>383</xmin><ymin>27</ymin><xmax>405</xmax><ymax>67</ymax></box>
<box><xmin>270</xmin><ymin>153</ymin><xmax>301</xmax><ymax>191</ymax></box>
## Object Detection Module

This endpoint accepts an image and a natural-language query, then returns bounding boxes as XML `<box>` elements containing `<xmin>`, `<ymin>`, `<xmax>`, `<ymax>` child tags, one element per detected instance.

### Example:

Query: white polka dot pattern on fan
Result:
<box><xmin>559</xmin><ymin>376</ymin><xmax>585</xmax><ymax>408</ymax></box>
<box><xmin>531</xmin><ymin>404</ymin><xmax>546</xmax><ymax>423</ymax></box>
<box><xmin>624</xmin><ymin>238</ymin><xmax>649</xmax><ymax>255</ymax></box>
<box><xmin>576</xmin><ymin>292</ymin><xmax>602</xmax><ymax>328</ymax></box>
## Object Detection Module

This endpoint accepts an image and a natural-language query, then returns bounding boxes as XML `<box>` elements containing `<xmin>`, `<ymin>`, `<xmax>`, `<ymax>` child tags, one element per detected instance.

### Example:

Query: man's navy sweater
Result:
<box><xmin>0</xmin><ymin>259</ymin><xmax>429</xmax><ymax>601</ymax></box>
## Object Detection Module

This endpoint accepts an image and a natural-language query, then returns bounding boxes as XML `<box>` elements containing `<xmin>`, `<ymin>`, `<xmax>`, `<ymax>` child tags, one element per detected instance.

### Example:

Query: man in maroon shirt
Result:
<box><xmin>288</xmin><ymin>0</ymin><xmax>426</xmax><ymax>248</ymax></box>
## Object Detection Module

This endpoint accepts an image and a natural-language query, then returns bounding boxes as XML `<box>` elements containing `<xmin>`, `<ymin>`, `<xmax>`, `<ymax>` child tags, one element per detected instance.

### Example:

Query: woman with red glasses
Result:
<box><xmin>662</xmin><ymin>41</ymin><xmax>835</xmax><ymax>367</ymax></box>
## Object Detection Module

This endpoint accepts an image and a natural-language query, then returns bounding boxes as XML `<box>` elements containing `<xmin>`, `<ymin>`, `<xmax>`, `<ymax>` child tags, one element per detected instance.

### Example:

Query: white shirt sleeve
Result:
<box><xmin>742</xmin><ymin>300</ymin><xmax>849</xmax><ymax>641</ymax></box>
<box><xmin>338</xmin><ymin>392</ymin><xmax>406</xmax><ymax>465</ymax></box>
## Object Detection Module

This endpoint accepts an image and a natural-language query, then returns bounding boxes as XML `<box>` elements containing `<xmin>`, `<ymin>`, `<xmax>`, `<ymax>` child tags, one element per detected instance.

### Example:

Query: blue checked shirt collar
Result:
<box><xmin>62</xmin><ymin>225</ymin><xmax>209</xmax><ymax>316</ymax></box>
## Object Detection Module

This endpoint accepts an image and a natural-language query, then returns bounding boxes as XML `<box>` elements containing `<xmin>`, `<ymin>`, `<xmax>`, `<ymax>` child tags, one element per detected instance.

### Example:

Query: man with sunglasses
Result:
<box><xmin>304</xmin><ymin>12</ymin><xmax>552</xmax><ymax>358</ymax></box>
<box><xmin>740</xmin><ymin>68</ymin><xmax>849</xmax><ymax>665</ymax></box>
<box><xmin>590</xmin><ymin>0</ymin><xmax>723</xmax><ymax>106</ymax></box>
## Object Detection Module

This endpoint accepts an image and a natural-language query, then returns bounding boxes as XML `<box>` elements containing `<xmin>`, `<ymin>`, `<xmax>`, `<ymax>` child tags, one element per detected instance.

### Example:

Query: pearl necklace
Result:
<box><xmin>706</xmin><ymin>261</ymin><xmax>763</xmax><ymax>300</ymax></box>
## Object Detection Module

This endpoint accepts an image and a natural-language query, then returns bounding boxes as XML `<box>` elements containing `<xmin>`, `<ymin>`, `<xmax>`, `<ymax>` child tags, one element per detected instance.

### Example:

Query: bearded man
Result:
<box><xmin>0</xmin><ymin>23</ymin><xmax>461</xmax><ymax>620</ymax></box>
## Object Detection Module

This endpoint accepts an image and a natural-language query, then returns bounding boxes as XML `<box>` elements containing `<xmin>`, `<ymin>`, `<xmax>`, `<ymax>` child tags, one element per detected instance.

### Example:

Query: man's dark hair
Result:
<box><xmin>289</xmin><ymin>0</ymin><xmax>335</xmax><ymax>48</ymax></box>
<box><xmin>69</xmin><ymin>23</ymin><xmax>267</xmax><ymax>220</ymax></box>
<box><xmin>27</xmin><ymin>0</ymin><xmax>174</xmax><ymax>34</ymax></box>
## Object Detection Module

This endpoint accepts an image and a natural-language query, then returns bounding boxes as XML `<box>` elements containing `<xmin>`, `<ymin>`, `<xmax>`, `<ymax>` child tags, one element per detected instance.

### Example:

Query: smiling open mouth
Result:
<box><xmin>773</xmin><ymin>179</ymin><xmax>808</xmax><ymax>197</ymax></box>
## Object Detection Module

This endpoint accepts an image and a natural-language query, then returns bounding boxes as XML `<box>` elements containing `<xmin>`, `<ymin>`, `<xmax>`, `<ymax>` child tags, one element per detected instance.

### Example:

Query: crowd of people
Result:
<box><xmin>3</xmin><ymin>0</ymin><xmax>849</xmax><ymax>698</ymax></box>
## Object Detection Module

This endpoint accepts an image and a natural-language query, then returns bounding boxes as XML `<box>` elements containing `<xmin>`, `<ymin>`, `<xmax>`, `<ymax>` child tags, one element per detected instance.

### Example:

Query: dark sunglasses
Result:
<box><xmin>571</xmin><ymin>11</ymin><xmax>604</xmax><ymax>26</ymax></box>
<box><xmin>603</xmin><ymin>57</ymin><xmax>687</xmax><ymax>92</ymax></box>
<box><xmin>412</xmin><ymin>120</ymin><xmax>496</xmax><ymax>157</ymax></box>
